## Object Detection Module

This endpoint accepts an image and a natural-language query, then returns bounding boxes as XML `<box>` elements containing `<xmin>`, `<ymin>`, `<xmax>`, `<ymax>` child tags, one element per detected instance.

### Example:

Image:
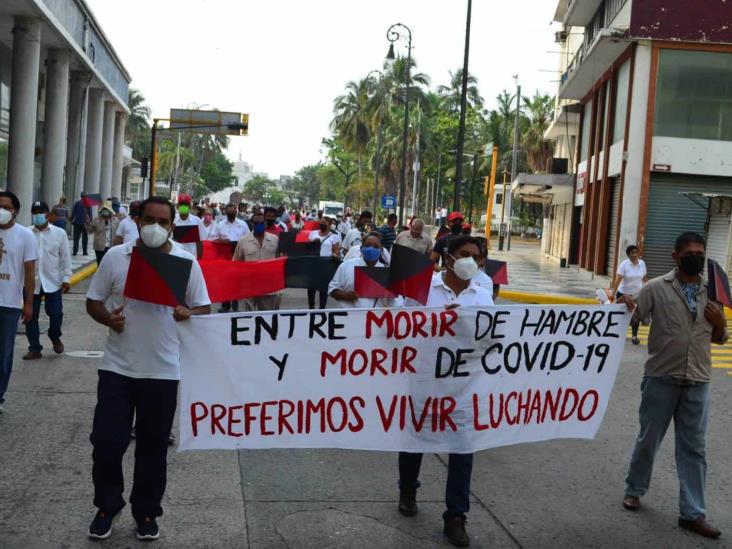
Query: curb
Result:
<box><xmin>69</xmin><ymin>262</ymin><xmax>97</xmax><ymax>287</ymax></box>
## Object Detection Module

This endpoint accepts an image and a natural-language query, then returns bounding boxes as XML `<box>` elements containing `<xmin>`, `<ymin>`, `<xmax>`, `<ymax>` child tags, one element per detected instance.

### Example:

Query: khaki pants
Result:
<box><xmin>243</xmin><ymin>294</ymin><xmax>281</xmax><ymax>312</ymax></box>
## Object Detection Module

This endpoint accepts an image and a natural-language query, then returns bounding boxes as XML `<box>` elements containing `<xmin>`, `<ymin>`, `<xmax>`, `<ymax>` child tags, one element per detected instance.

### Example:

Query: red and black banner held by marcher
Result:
<box><xmin>123</xmin><ymin>247</ymin><xmax>193</xmax><ymax>307</ymax></box>
<box><xmin>354</xmin><ymin>244</ymin><xmax>434</xmax><ymax>305</ymax></box>
<box><xmin>81</xmin><ymin>193</ymin><xmax>103</xmax><ymax>208</ymax></box>
<box><xmin>174</xmin><ymin>225</ymin><xmax>201</xmax><ymax>243</ymax></box>
<box><xmin>708</xmin><ymin>258</ymin><xmax>732</xmax><ymax>309</ymax></box>
<box><xmin>484</xmin><ymin>259</ymin><xmax>508</xmax><ymax>286</ymax></box>
<box><xmin>200</xmin><ymin>257</ymin><xmax>287</xmax><ymax>303</ymax></box>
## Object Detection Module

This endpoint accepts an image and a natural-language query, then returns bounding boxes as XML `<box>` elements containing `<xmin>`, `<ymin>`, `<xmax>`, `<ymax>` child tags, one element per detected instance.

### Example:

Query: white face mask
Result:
<box><xmin>140</xmin><ymin>223</ymin><xmax>170</xmax><ymax>248</ymax></box>
<box><xmin>0</xmin><ymin>207</ymin><xmax>13</xmax><ymax>225</ymax></box>
<box><xmin>451</xmin><ymin>256</ymin><xmax>479</xmax><ymax>281</ymax></box>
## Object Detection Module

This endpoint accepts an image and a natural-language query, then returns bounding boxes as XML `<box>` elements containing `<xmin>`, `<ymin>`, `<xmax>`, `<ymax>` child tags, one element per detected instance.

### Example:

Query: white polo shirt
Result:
<box><xmin>328</xmin><ymin>257</ymin><xmax>391</xmax><ymax>309</ymax></box>
<box><xmin>115</xmin><ymin>216</ymin><xmax>139</xmax><ymax>244</ymax></box>
<box><xmin>174</xmin><ymin>213</ymin><xmax>204</xmax><ymax>257</ymax></box>
<box><xmin>426</xmin><ymin>271</ymin><xmax>494</xmax><ymax>307</ymax></box>
<box><xmin>86</xmin><ymin>240</ymin><xmax>211</xmax><ymax>380</ymax></box>
<box><xmin>213</xmin><ymin>218</ymin><xmax>250</xmax><ymax>242</ymax></box>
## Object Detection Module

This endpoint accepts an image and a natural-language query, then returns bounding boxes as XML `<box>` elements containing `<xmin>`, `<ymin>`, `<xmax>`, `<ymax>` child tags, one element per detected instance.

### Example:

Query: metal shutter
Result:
<box><xmin>606</xmin><ymin>178</ymin><xmax>621</xmax><ymax>275</ymax></box>
<box><xmin>706</xmin><ymin>212</ymin><xmax>730</xmax><ymax>269</ymax></box>
<box><xmin>645</xmin><ymin>174</ymin><xmax>732</xmax><ymax>278</ymax></box>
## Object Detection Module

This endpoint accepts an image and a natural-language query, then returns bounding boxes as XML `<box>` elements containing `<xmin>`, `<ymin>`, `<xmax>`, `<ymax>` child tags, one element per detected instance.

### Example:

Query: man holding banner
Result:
<box><xmin>397</xmin><ymin>235</ymin><xmax>493</xmax><ymax>547</ymax></box>
<box><xmin>233</xmin><ymin>212</ymin><xmax>281</xmax><ymax>311</ymax></box>
<box><xmin>85</xmin><ymin>196</ymin><xmax>211</xmax><ymax>541</ymax></box>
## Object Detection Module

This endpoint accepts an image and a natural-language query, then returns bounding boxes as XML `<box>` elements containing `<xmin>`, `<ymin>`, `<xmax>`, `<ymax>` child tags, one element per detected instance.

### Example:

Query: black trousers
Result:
<box><xmin>95</xmin><ymin>249</ymin><xmax>108</xmax><ymax>266</ymax></box>
<box><xmin>90</xmin><ymin>370</ymin><xmax>178</xmax><ymax>519</ymax></box>
<box><xmin>73</xmin><ymin>223</ymin><xmax>88</xmax><ymax>255</ymax></box>
<box><xmin>307</xmin><ymin>288</ymin><xmax>328</xmax><ymax>309</ymax></box>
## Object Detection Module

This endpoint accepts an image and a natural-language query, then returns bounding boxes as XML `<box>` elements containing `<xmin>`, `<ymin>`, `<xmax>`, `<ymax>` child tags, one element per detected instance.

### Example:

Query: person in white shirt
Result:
<box><xmin>214</xmin><ymin>203</ymin><xmax>251</xmax><ymax>313</ymax></box>
<box><xmin>113</xmin><ymin>201</ymin><xmax>140</xmax><ymax>246</ymax></box>
<box><xmin>397</xmin><ymin>235</ymin><xmax>492</xmax><ymax>548</ymax></box>
<box><xmin>336</xmin><ymin>215</ymin><xmax>352</xmax><ymax>239</ymax></box>
<box><xmin>0</xmin><ymin>190</ymin><xmax>38</xmax><ymax>412</ymax></box>
<box><xmin>328</xmin><ymin>232</ymin><xmax>392</xmax><ymax>309</ymax></box>
<box><xmin>611</xmin><ymin>244</ymin><xmax>648</xmax><ymax>344</ymax></box>
<box><xmin>85</xmin><ymin>196</ymin><xmax>211</xmax><ymax>541</ymax></box>
<box><xmin>24</xmin><ymin>201</ymin><xmax>72</xmax><ymax>360</ymax></box>
<box><xmin>173</xmin><ymin>193</ymin><xmax>203</xmax><ymax>259</ymax></box>
<box><xmin>199</xmin><ymin>207</ymin><xmax>217</xmax><ymax>241</ymax></box>
<box><xmin>307</xmin><ymin>217</ymin><xmax>341</xmax><ymax>309</ymax></box>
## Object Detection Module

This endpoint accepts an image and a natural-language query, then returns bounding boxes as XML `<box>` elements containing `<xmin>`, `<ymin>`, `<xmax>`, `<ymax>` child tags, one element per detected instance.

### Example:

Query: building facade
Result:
<box><xmin>0</xmin><ymin>0</ymin><xmax>131</xmax><ymax>224</ymax></box>
<box><xmin>546</xmin><ymin>0</ymin><xmax>732</xmax><ymax>278</ymax></box>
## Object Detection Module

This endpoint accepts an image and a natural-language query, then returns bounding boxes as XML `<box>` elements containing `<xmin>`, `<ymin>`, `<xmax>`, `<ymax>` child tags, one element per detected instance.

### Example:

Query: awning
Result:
<box><xmin>680</xmin><ymin>192</ymin><xmax>732</xmax><ymax>212</ymax></box>
<box><xmin>559</xmin><ymin>29</ymin><xmax>632</xmax><ymax>100</ymax></box>
<box><xmin>512</xmin><ymin>173</ymin><xmax>575</xmax><ymax>205</ymax></box>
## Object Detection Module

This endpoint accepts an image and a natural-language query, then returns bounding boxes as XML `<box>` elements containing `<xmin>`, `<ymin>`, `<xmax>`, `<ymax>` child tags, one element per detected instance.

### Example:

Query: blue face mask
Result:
<box><xmin>32</xmin><ymin>213</ymin><xmax>47</xmax><ymax>226</ymax></box>
<box><xmin>362</xmin><ymin>246</ymin><xmax>381</xmax><ymax>263</ymax></box>
<box><xmin>253</xmin><ymin>222</ymin><xmax>266</xmax><ymax>235</ymax></box>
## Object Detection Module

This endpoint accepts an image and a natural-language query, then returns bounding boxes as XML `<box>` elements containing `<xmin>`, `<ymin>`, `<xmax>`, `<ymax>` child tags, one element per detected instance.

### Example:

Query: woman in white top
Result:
<box><xmin>328</xmin><ymin>232</ymin><xmax>392</xmax><ymax>309</ymax></box>
<box><xmin>307</xmin><ymin>217</ymin><xmax>341</xmax><ymax>309</ymax></box>
<box><xmin>199</xmin><ymin>208</ymin><xmax>217</xmax><ymax>241</ymax></box>
<box><xmin>611</xmin><ymin>244</ymin><xmax>648</xmax><ymax>344</ymax></box>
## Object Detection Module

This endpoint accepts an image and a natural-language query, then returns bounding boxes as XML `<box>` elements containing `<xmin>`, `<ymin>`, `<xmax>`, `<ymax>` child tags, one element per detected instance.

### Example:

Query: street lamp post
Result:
<box><xmin>367</xmin><ymin>70</ymin><xmax>385</xmax><ymax>214</ymax></box>
<box><xmin>386</xmin><ymin>22</ymin><xmax>412</xmax><ymax>228</ymax></box>
<box><xmin>453</xmin><ymin>0</ymin><xmax>473</xmax><ymax>212</ymax></box>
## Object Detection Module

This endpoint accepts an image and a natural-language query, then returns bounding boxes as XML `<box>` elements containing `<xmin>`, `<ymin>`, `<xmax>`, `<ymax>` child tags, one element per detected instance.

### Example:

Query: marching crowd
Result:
<box><xmin>0</xmin><ymin>188</ymin><xmax>727</xmax><ymax>545</ymax></box>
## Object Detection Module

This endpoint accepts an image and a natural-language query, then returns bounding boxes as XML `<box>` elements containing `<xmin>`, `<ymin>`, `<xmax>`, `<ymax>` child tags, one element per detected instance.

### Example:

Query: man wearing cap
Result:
<box><xmin>113</xmin><ymin>201</ymin><xmax>141</xmax><ymax>246</ymax></box>
<box><xmin>173</xmin><ymin>194</ymin><xmax>203</xmax><ymax>259</ymax></box>
<box><xmin>91</xmin><ymin>202</ymin><xmax>120</xmax><ymax>266</ymax></box>
<box><xmin>431</xmin><ymin>212</ymin><xmax>465</xmax><ymax>268</ymax></box>
<box><xmin>24</xmin><ymin>201</ymin><xmax>72</xmax><ymax>360</ymax></box>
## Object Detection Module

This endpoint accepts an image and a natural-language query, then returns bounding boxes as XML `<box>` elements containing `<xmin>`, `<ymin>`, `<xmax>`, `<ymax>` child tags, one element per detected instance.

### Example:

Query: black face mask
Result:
<box><xmin>450</xmin><ymin>223</ymin><xmax>463</xmax><ymax>235</ymax></box>
<box><xmin>320</xmin><ymin>224</ymin><xmax>329</xmax><ymax>231</ymax></box>
<box><xmin>679</xmin><ymin>255</ymin><xmax>705</xmax><ymax>276</ymax></box>
<box><xmin>227</xmin><ymin>214</ymin><xmax>236</xmax><ymax>221</ymax></box>
<box><xmin>266</xmin><ymin>219</ymin><xmax>274</xmax><ymax>226</ymax></box>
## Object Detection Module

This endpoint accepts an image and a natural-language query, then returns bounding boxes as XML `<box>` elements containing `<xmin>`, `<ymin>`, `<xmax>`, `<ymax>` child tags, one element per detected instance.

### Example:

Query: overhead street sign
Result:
<box><xmin>381</xmin><ymin>195</ymin><xmax>396</xmax><ymax>209</ymax></box>
<box><xmin>169</xmin><ymin>108</ymin><xmax>249</xmax><ymax>136</ymax></box>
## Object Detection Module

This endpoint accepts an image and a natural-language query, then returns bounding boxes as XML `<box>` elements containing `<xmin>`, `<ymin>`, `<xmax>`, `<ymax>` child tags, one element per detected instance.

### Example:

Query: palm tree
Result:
<box><xmin>331</xmin><ymin>79</ymin><xmax>372</xmax><ymax>181</ymax></box>
<box><xmin>437</xmin><ymin>69</ymin><xmax>484</xmax><ymax>113</ymax></box>
<box><xmin>126</xmin><ymin>88</ymin><xmax>151</xmax><ymax>142</ymax></box>
<box><xmin>521</xmin><ymin>92</ymin><xmax>555</xmax><ymax>173</ymax></box>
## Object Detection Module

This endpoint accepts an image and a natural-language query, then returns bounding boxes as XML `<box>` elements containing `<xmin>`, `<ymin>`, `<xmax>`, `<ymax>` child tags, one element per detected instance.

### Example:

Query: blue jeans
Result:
<box><xmin>26</xmin><ymin>289</ymin><xmax>64</xmax><ymax>352</ymax></box>
<box><xmin>625</xmin><ymin>376</ymin><xmax>710</xmax><ymax>520</ymax></box>
<box><xmin>399</xmin><ymin>452</ymin><xmax>474</xmax><ymax>518</ymax></box>
<box><xmin>0</xmin><ymin>307</ymin><xmax>22</xmax><ymax>404</ymax></box>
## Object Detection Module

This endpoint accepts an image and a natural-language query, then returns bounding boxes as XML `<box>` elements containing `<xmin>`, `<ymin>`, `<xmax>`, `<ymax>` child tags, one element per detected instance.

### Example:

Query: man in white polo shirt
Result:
<box><xmin>172</xmin><ymin>193</ymin><xmax>203</xmax><ymax>258</ymax></box>
<box><xmin>214</xmin><ymin>203</ymin><xmax>251</xmax><ymax>313</ymax></box>
<box><xmin>85</xmin><ymin>196</ymin><xmax>211</xmax><ymax>541</ymax></box>
<box><xmin>396</xmin><ymin>235</ymin><xmax>492</xmax><ymax>548</ymax></box>
<box><xmin>113</xmin><ymin>201</ymin><xmax>141</xmax><ymax>245</ymax></box>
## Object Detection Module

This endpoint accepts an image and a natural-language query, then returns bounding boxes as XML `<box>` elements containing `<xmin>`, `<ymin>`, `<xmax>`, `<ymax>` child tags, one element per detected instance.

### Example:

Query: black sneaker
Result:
<box><xmin>398</xmin><ymin>487</ymin><xmax>418</xmax><ymax>516</ymax></box>
<box><xmin>136</xmin><ymin>516</ymin><xmax>160</xmax><ymax>540</ymax></box>
<box><xmin>444</xmin><ymin>516</ymin><xmax>470</xmax><ymax>547</ymax></box>
<box><xmin>88</xmin><ymin>510</ymin><xmax>118</xmax><ymax>539</ymax></box>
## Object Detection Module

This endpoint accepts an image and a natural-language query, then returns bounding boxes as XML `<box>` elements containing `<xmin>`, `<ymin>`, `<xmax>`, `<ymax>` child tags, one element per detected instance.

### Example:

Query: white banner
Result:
<box><xmin>178</xmin><ymin>305</ymin><xmax>630</xmax><ymax>453</ymax></box>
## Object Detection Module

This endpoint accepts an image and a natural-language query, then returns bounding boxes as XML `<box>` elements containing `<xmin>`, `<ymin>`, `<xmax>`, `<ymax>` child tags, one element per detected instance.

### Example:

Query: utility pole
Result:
<box><xmin>467</xmin><ymin>153</ymin><xmax>478</xmax><ymax>223</ymax></box>
<box><xmin>509</xmin><ymin>77</ymin><xmax>521</xmax><ymax>251</ymax></box>
<box><xmin>498</xmin><ymin>168</ymin><xmax>509</xmax><ymax>250</ymax></box>
<box><xmin>485</xmin><ymin>144</ymin><xmax>499</xmax><ymax>246</ymax></box>
<box><xmin>453</xmin><ymin>0</ymin><xmax>473</xmax><ymax>212</ymax></box>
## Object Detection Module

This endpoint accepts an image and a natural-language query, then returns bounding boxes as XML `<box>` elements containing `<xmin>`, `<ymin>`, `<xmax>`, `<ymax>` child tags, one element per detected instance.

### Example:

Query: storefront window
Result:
<box><xmin>655</xmin><ymin>49</ymin><xmax>732</xmax><ymax>141</ymax></box>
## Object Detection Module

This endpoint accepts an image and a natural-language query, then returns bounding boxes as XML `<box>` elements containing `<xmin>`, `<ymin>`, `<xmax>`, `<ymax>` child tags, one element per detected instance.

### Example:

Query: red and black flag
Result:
<box><xmin>173</xmin><ymin>225</ymin><xmax>201</xmax><ymax>243</ymax></box>
<box><xmin>201</xmin><ymin>240</ymin><xmax>235</xmax><ymax>261</ymax></box>
<box><xmin>303</xmin><ymin>220</ymin><xmax>321</xmax><ymax>231</ymax></box>
<box><xmin>82</xmin><ymin>193</ymin><xmax>103</xmax><ymax>207</ymax></box>
<box><xmin>484</xmin><ymin>259</ymin><xmax>508</xmax><ymax>285</ymax></box>
<box><xmin>123</xmin><ymin>246</ymin><xmax>193</xmax><ymax>307</ymax></box>
<box><xmin>354</xmin><ymin>244</ymin><xmax>433</xmax><ymax>305</ymax></box>
<box><xmin>707</xmin><ymin>258</ymin><xmax>732</xmax><ymax>308</ymax></box>
<box><xmin>277</xmin><ymin>231</ymin><xmax>321</xmax><ymax>257</ymax></box>
<box><xmin>200</xmin><ymin>257</ymin><xmax>286</xmax><ymax>302</ymax></box>
<box><xmin>285</xmin><ymin>256</ymin><xmax>340</xmax><ymax>290</ymax></box>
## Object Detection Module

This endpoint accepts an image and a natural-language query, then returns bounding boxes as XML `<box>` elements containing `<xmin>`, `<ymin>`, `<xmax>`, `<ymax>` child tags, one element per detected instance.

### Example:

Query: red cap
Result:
<box><xmin>463</xmin><ymin>223</ymin><xmax>473</xmax><ymax>230</ymax></box>
<box><xmin>178</xmin><ymin>193</ymin><xmax>192</xmax><ymax>205</ymax></box>
<box><xmin>447</xmin><ymin>211</ymin><xmax>464</xmax><ymax>222</ymax></box>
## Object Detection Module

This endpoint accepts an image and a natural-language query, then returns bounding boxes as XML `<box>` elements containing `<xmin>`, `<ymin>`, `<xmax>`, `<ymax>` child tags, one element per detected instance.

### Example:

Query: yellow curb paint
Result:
<box><xmin>69</xmin><ymin>263</ymin><xmax>97</xmax><ymax>287</ymax></box>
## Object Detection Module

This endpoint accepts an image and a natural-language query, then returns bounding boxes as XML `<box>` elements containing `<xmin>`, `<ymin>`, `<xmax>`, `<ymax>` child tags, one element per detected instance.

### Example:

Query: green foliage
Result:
<box><xmin>243</xmin><ymin>174</ymin><xmax>277</xmax><ymax>203</ymax></box>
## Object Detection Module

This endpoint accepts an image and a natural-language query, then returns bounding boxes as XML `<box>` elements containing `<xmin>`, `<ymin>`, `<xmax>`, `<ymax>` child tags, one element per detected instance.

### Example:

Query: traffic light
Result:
<box><xmin>140</xmin><ymin>157</ymin><xmax>149</xmax><ymax>179</ymax></box>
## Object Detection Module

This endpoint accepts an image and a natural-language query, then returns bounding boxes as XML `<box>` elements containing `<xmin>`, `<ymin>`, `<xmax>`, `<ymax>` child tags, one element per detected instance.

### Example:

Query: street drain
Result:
<box><xmin>66</xmin><ymin>350</ymin><xmax>105</xmax><ymax>358</ymax></box>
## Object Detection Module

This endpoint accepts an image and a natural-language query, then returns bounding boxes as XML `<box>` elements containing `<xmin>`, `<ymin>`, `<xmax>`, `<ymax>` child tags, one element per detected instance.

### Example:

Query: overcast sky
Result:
<box><xmin>87</xmin><ymin>0</ymin><xmax>559</xmax><ymax>178</ymax></box>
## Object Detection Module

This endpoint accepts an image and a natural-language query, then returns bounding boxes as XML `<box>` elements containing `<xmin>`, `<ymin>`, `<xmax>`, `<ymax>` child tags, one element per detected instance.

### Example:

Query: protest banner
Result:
<box><xmin>178</xmin><ymin>304</ymin><xmax>630</xmax><ymax>453</ymax></box>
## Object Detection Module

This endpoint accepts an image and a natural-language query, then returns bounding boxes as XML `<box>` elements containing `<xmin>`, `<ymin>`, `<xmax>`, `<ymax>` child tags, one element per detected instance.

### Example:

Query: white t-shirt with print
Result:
<box><xmin>0</xmin><ymin>224</ymin><xmax>39</xmax><ymax>309</ymax></box>
<box><xmin>617</xmin><ymin>258</ymin><xmax>647</xmax><ymax>297</ymax></box>
<box><xmin>309</xmin><ymin>230</ymin><xmax>341</xmax><ymax>257</ymax></box>
<box><xmin>86</xmin><ymin>240</ymin><xmax>211</xmax><ymax>380</ymax></box>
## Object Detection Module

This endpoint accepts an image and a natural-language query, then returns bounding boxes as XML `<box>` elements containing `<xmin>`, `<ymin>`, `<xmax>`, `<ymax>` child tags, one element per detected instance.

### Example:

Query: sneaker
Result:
<box><xmin>398</xmin><ymin>487</ymin><xmax>418</xmax><ymax>517</ymax></box>
<box><xmin>136</xmin><ymin>516</ymin><xmax>160</xmax><ymax>540</ymax></box>
<box><xmin>52</xmin><ymin>339</ymin><xmax>64</xmax><ymax>354</ymax></box>
<box><xmin>444</xmin><ymin>516</ymin><xmax>470</xmax><ymax>547</ymax></box>
<box><xmin>22</xmin><ymin>351</ymin><xmax>42</xmax><ymax>360</ymax></box>
<box><xmin>88</xmin><ymin>510</ymin><xmax>119</xmax><ymax>539</ymax></box>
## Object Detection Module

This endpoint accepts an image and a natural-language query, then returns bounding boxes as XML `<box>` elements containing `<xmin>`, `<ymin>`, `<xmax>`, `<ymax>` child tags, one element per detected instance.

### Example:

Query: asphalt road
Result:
<box><xmin>0</xmin><ymin>283</ymin><xmax>730</xmax><ymax>548</ymax></box>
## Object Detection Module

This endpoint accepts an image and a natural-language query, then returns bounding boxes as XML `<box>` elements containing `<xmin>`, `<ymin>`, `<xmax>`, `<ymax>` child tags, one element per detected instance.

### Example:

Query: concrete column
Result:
<box><xmin>41</xmin><ymin>49</ymin><xmax>70</xmax><ymax>208</ymax></box>
<box><xmin>65</xmin><ymin>71</ymin><xmax>89</xmax><ymax>203</ymax></box>
<box><xmin>7</xmin><ymin>17</ymin><xmax>41</xmax><ymax>225</ymax></box>
<box><xmin>111</xmin><ymin>112</ymin><xmax>127</xmax><ymax>199</ymax></box>
<box><xmin>83</xmin><ymin>89</ymin><xmax>104</xmax><ymax>196</ymax></box>
<box><xmin>99</xmin><ymin>101</ymin><xmax>116</xmax><ymax>200</ymax></box>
